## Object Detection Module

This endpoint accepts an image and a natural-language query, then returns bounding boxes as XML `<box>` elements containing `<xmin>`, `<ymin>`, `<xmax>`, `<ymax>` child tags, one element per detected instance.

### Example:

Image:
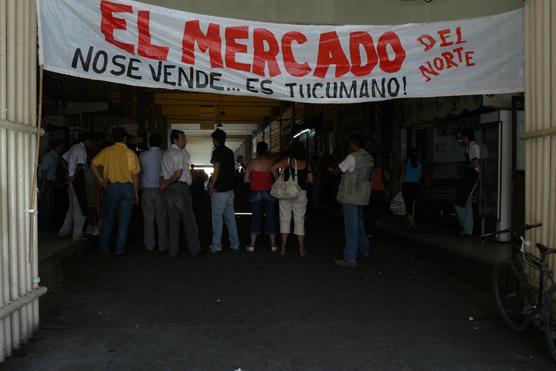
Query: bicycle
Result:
<box><xmin>482</xmin><ymin>223</ymin><xmax>556</xmax><ymax>362</ymax></box>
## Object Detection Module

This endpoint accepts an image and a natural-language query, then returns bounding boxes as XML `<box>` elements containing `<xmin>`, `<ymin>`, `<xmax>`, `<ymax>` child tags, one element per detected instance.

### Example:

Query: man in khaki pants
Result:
<box><xmin>139</xmin><ymin>133</ymin><xmax>167</xmax><ymax>253</ymax></box>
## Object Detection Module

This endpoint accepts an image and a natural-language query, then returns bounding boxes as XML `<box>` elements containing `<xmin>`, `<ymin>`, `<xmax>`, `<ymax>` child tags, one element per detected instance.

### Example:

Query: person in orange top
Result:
<box><xmin>91</xmin><ymin>127</ymin><xmax>140</xmax><ymax>256</ymax></box>
<box><xmin>369</xmin><ymin>154</ymin><xmax>389</xmax><ymax>227</ymax></box>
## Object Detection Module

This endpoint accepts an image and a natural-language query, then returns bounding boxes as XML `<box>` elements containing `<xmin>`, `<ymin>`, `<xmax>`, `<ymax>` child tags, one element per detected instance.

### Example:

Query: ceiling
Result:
<box><xmin>171</xmin><ymin>123</ymin><xmax>259</xmax><ymax>165</ymax></box>
<box><xmin>154</xmin><ymin>92</ymin><xmax>282</xmax><ymax>165</ymax></box>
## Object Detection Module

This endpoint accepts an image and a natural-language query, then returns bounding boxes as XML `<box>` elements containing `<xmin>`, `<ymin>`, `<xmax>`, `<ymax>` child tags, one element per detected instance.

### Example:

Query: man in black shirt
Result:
<box><xmin>208</xmin><ymin>129</ymin><xmax>240</xmax><ymax>252</ymax></box>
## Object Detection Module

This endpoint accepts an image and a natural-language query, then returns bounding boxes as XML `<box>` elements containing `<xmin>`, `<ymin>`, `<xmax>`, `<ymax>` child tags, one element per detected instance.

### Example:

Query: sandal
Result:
<box><xmin>299</xmin><ymin>249</ymin><xmax>307</xmax><ymax>257</ymax></box>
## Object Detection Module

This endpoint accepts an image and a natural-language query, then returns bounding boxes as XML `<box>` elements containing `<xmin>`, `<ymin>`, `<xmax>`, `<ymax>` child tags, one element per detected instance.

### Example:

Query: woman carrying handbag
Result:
<box><xmin>244</xmin><ymin>142</ymin><xmax>278</xmax><ymax>252</ymax></box>
<box><xmin>271</xmin><ymin>142</ymin><xmax>313</xmax><ymax>256</ymax></box>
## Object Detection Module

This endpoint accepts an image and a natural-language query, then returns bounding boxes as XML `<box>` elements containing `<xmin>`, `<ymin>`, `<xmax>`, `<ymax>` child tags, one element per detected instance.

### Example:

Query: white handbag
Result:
<box><xmin>270</xmin><ymin>158</ymin><xmax>302</xmax><ymax>200</ymax></box>
<box><xmin>390</xmin><ymin>191</ymin><xmax>407</xmax><ymax>216</ymax></box>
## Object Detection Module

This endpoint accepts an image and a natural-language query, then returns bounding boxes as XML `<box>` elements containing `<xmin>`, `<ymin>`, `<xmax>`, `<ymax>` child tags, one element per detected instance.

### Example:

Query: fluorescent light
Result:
<box><xmin>293</xmin><ymin>129</ymin><xmax>310</xmax><ymax>139</ymax></box>
<box><xmin>234</xmin><ymin>212</ymin><xmax>252</xmax><ymax>216</ymax></box>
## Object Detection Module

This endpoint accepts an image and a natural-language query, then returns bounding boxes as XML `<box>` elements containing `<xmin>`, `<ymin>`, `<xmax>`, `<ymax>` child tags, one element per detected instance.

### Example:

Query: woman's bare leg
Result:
<box><xmin>297</xmin><ymin>234</ymin><xmax>306</xmax><ymax>256</ymax></box>
<box><xmin>249</xmin><ymin>233</ymin><xmax>257</xmax><ymax>248</ymax></box>
<box><xmin>280</xmin><ymin>233</ymin><xmax>288</xmax><ymax>255</ymax></box>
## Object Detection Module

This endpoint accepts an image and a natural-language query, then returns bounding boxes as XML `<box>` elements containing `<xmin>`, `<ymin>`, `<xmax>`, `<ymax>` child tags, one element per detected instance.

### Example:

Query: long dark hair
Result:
<box><xmin>256</xmin><ymin>141</ymin><xmax>268</xmax><ymax>156</ymax></box>
<box><xmin>289</xmin><ymin>141</ymin><xmax>305</xmax><ymax>161</ymax></box>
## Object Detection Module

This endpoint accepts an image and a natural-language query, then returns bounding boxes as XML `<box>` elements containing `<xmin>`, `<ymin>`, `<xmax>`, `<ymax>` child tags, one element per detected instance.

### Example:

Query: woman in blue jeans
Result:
<box><xmin>244</xmin><ymin>142</ymin><xmax>277</xmax><ymax>252</ymax></box>
<box><xmin>400</xmin><ymin>148</ymin><xmax>423</xmax><ymax>231</ymax></box>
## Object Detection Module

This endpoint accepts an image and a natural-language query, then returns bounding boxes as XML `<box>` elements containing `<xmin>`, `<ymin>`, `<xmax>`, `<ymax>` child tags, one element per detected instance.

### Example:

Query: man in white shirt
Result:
<box><xmin>38</xmin><ymin>140</ymin><xmax>65</xmax><ymax>230</ymax></box>
<box><xmin>455</xmin><ymin>128</ymin><xmax>481</xmax><ymax>237</ymax></box>
<box><xmin>161</xmin><ymin>130</ymin><xmax>200</xmax><ymax>258</ymax></box>
<box><xmin>334</xmin><ymin>134</ymin><xmax>374</xmax><ymax>268</ymax></box>
<box><xmin>58</xmin><ymin>133</ymin><xmax>95</xmax><ymax>240</ymax></box>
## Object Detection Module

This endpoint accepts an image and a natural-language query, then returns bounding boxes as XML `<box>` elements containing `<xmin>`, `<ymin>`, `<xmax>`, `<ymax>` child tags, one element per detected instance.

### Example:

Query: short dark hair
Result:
<box><xmin>149</xmin><ymin>133</ymin><xmax>163</xmax><ymax>147</ymax></box>
<box><xmin>211</xmin><ymin>129</ymin><xmax>226</xmax><ymax>146</ymax></box>
<box><xmin>170</xmin><ymin>129</ymin><xmax>183</xmax><ymax>144</ymax></box>
<box><xmin>460</xmin><ymin>128</ymin><xmax>475</xmax><ymax>141</ymax></box>
<box><xmin>49</xmin><ymin>139</ymin><xmax>63</xmax><ymax>148</ymax></box>
<box><xmin>112</xmin><ymin>127</ymin><xmax>127</xmax><ymax>142</ymax></box>
<box><xmin>289</xmin><ymin>141</ymin><xmax>305</xmax><ymax>160</ymax></box>
<box><xmin>347</xmin><ymin>134</ymin><xmax>364</xmax><ymax>148</ymax></box>
<box><xmin>78</xmin><ymin>132</ymin><xmax>94</xmax><ymax>143</ymax></box>
<box><xmin>256</xmin><ymin>141</ymin><xmax>268</xmax><ymax>156</ymax></box>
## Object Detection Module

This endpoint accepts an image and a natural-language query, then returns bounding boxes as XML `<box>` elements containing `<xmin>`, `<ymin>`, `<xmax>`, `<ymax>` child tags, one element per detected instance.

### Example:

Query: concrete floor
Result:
<box><xmin>3</xmin><ymin>208</ymin><xmax>555</xmax><ymax>370</ymax></box>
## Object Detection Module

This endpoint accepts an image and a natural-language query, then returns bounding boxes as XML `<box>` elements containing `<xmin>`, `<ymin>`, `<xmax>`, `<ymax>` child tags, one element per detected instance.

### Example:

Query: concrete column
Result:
<box><xmin>0</xmin><ymin>0</ymin><xmax>42</xmax><ymax>362</ymax></box>
<box><xmin>523</xmin><ymin>0</ymin><xmax>556</xmax><ymax>268</ymax></box>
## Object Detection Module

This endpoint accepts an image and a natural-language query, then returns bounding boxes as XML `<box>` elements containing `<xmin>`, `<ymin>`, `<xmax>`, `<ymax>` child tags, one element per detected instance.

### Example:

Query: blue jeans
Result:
<box><xmin>455</xmin><ymin>182</ymin><xmax>477</xmax><ymax>235</ymax></box>
<box><xmin>342</xmin><ymin>204</ymin><xmax>369</xmax><ymax>262</ymax></box>
<box><xmin>99</xmin><ymin>183</ymin><xmax>134</xmax><ymax>255</ymax></box>
<box><xmin>210</xmin><ymin>191</ymin><xmax>240</xmax><ymax>251</ymax></box>
<box><xmin>249</xmin><ymin>191</ymin><xmax>277</xmax><ymax>234</ymax></box>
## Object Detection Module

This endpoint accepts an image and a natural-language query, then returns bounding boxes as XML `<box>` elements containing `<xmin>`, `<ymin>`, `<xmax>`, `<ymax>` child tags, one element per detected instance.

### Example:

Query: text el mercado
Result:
<box><xmin>100</xmin><ymin>0</ymin><xmax>406</xmax><ymax>79</ymax></box>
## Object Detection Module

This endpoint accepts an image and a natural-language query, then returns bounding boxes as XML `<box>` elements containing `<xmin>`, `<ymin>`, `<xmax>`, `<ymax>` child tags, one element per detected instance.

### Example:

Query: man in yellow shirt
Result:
<box><xmin>91</xmin><ymin>127</ymin><xmax>140</xmax><ymax>256</ymax></box>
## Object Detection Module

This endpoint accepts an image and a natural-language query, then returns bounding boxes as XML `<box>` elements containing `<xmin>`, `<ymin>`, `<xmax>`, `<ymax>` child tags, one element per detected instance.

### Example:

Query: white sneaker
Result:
<box><xmin>334</xmin><ymin>259</ymin><xmax>358</xmax><ymax>268</ymax></box>
<box><xmin>91</xmin><ymin>226</ymin><xmax>100</xmax><ymax>236</ymax></box>
<box><xmin>271</xmin><ymin>246</ymin><xmax>279</xmax><ymax>252</ymax></box>
<box><xmin>246</xmin><ymin>246</ymin><xmax>255</xmax><ymax>252</ymax></box>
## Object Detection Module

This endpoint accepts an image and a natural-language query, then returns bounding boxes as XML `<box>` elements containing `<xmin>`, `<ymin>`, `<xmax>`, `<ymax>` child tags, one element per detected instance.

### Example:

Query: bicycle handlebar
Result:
<box><xmin>525</xmin><ymin>223</ymin><xmax>543</xmax><ymax>230</ymax></box>
<box><xmin>480</xmin><ymin>223</ymin><xmax>542</xmax><ymax>239</ymax></box>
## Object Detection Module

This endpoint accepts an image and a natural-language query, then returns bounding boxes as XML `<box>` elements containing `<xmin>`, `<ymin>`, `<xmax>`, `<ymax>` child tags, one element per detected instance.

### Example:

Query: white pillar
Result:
<box><xmin>0</xmin><ymin>0</ymin><xmax>42</xmax><ymax>360</ymax></box>
<box><xmin>524</xmin><ymin>0</ymin><xmax>556</xmax><ymax>268</ymax></box>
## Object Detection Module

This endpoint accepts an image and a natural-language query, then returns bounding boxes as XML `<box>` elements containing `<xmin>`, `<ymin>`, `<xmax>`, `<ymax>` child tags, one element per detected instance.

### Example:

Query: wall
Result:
<box><xmin>524</xmin><ymin>0</ymin><xmax>556</xmax><ymax>269</ymax></box>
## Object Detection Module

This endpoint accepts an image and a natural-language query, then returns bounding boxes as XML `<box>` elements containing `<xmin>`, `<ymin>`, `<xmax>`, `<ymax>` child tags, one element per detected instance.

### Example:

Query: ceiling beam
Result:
<box><xmin>152</xmin><ymin>91</ymin><xmax>280</xmax><ymax>104</ymax></box>
<box><xmin>167</xmin><ymin>117</ymin><xmax>266</xmax><ymax>123</ymax></box>
<box><xmin>161</xmin><ymin>105</ymin><xmax>273</xmax><ymax>117</ymax></box>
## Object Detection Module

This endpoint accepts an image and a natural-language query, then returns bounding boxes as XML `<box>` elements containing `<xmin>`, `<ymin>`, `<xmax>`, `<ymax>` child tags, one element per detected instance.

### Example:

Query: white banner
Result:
<box><xmin>37</xmin><ymin>0</ymin><xmax>524</xmax><ymax>103</ymax></box>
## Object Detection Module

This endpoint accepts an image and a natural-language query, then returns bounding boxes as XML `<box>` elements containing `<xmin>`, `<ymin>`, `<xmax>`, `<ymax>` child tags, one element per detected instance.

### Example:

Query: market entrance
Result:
<box><xmin>4</xmin><ymin>0</ymin><xmax>551</xmax><ymax>365</ymax></box>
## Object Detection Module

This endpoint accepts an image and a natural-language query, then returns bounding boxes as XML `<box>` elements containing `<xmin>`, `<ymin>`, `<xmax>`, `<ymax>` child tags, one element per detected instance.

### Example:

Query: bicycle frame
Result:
<box><xmin>514</xmin><ymin>235</ymin><xmax>555</xmax><ymax>313</ymax></box>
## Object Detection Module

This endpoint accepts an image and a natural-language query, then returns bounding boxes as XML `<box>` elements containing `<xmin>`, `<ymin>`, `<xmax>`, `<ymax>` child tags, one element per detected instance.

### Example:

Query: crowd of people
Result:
<box><xmin>37</xmin><ymin>126</ymin><xmax>479</xmax><ymax>267</ymax></box>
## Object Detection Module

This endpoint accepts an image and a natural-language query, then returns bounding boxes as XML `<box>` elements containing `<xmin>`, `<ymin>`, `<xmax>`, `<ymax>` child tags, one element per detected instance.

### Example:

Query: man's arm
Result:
<box><xmin>73</xmin><ymin>164</ymin><xmax>85</xmax><ymax>180</ymax></box>
<box><xmin>337</xmin><ymin>155</ymin><xmax>355</xmax><ymax>174</ymax></box>
<box><xmin>59</xmin><ymin>157</ymin><xmax>70</xmax><ymax>183</ymax></box>
<box><xmin>468</xmin><ymin>144</ymin><xmax>481</xmax><ymax>170</ymax></box>
<box><xmin>132</xmin><ymin>172</ymin><xmax>140</xmax><ymax>204</ymax></box>
<box><xmin>90</xmin><ymin>163</ymin><xmax>107</xmax><ymax>188</ymax></box>
<box><xmin>161</xmin><ymin>169</ymin><xmax>183</xmax><ymax>190</ymax></box>
<box><xmin>210</xmin><ymin>163</ymin><xmax>220</xmax><ymax>193</ymax></box>
<box><xmin>90</xmin><ymin>150</ymin><xmax>106</xmax><ymax>186</ymax></box>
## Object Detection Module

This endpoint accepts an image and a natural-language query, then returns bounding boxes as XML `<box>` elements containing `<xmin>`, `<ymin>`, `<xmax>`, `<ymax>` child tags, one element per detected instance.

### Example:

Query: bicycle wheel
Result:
<box><xmin>492</xmin><ymin>262</ymin><xmax>532</xmax><ymax>331</ymax></box>
<box><xmin>543</xmin><ymin>285</ymin><xmax>556</xmax><ymax>362</ymax></box>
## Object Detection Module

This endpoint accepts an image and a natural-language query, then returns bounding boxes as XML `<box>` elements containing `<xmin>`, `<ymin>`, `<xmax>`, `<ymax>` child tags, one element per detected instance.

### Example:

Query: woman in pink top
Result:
<box><xmin>244</xmin><ymin>142</ymin><xmax>277</xmax><ymax>252</ymax></box>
